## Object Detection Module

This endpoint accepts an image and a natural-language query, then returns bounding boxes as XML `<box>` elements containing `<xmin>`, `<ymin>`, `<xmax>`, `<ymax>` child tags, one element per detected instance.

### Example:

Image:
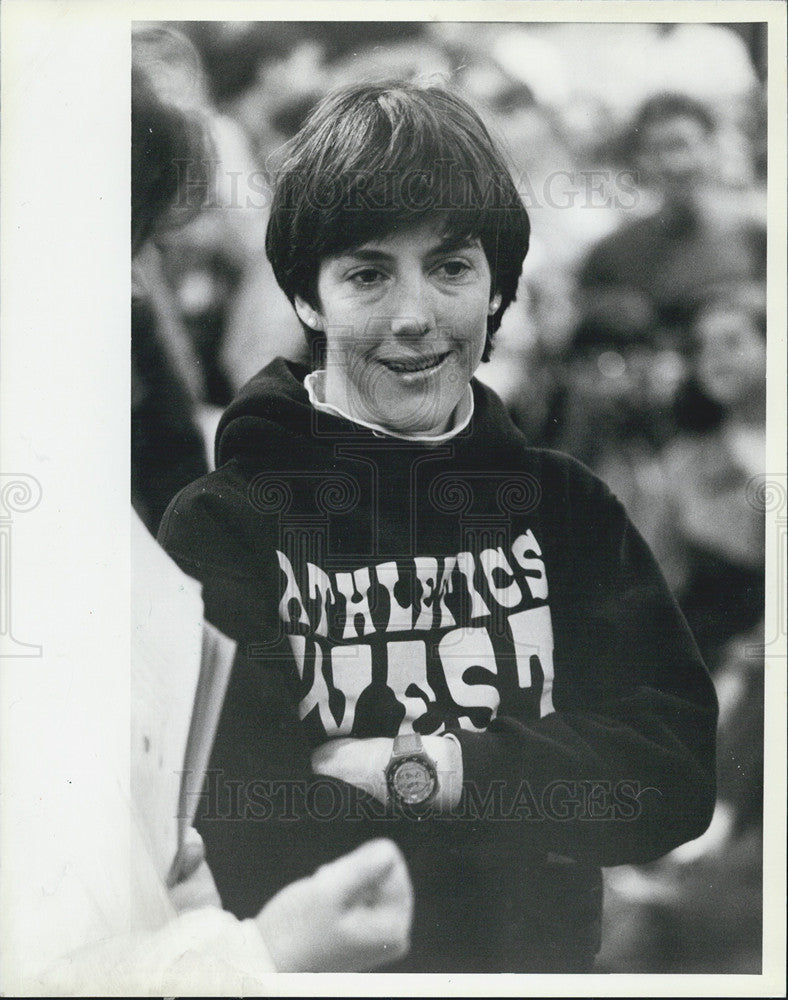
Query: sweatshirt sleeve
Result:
<box><xmin>158</xmin><ymin>471</ymin><xmax>389</xmax><ymax>918</ymax></box>
<box><xmin>158</xmin><ymin>468</ymin><xmax>280</xmax><ymax>647</ymax></box>
<box><xmin>452</xmin><ymin>456</ymin><xmax>718</xmax><ymax>867</ymax></box>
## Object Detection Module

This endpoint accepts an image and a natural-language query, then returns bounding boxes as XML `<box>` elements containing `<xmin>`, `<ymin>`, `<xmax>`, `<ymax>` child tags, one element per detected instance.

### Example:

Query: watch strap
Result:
<box><xmin>392</xmin><ymin>733</ymin><xmax>424</xmax><ymax>757</ymax></box>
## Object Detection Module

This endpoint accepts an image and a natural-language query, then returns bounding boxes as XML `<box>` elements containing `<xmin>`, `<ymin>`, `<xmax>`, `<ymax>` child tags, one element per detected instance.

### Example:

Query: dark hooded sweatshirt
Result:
<box><xmin>159</xmin><ymin>357</ymin><xmax>717</xmax><ymax>973</ymax></box>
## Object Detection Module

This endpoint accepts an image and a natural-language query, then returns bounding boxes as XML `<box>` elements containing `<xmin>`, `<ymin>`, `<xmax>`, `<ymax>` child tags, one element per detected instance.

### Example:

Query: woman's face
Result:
<box><xmin>298</xmin><ymin>220</ymin><xmax>500</xmax><ymax>435</ymax></box>
<box><xmin>694</xmin><ymin>306</ymin><xmax>766</xmax><ymax>408</ymax></box>
<box><xmin>638</xmin><ymin>114</ymin><xmax>716</xmax><ymax>189</ymax></box>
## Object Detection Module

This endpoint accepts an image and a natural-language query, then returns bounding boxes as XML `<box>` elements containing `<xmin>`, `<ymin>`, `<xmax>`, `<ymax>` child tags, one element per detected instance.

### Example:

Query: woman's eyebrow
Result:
<box><xmin>335</xmin><ymin>247</ymin><xmax>396</xmax><ymax>264</ymax></box>
<box><xmin>427</xmin><ymin>235</ymin><xmax>481</xmax><ymax>256</ymax></box>
<box><xmin>334</xmin><ymin>235</ymin><xmax>481</xmax><ymax>264</ymax></box>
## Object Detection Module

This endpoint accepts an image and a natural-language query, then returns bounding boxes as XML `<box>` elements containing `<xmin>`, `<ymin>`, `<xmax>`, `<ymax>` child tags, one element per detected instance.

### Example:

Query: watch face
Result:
<box><xmin>390</xmin><ymin>758</ymin><xmax>436</xmax><ymax>805</ymax></box>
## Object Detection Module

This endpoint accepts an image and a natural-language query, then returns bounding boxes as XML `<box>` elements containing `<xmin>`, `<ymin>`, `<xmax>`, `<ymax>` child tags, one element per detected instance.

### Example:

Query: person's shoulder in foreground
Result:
<box><xmin>160</xmin><ymin>78</ymin><xmax>718</xmax><ymax>974</ymax></box>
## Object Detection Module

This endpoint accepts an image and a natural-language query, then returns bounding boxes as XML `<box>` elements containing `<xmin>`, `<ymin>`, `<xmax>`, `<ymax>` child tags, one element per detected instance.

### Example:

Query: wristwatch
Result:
<box><xmin>384</xmin><ymin>733</ymin><xmax>439</xmax><ymax>809</ymax></box>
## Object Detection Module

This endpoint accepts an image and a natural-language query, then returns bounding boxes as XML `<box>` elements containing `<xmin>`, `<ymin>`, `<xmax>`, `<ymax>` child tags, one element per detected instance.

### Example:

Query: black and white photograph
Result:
<box><xmin>1</xmin><ymin>1</ymin><xmax>786</xmax><ymax>995</ymax></box>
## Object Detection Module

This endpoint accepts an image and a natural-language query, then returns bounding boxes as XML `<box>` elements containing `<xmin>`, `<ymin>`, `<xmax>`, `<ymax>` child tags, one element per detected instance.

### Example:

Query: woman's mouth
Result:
<box><xmin>379</xmin><ymin>351</ymin><xmax>451</xmax><ymax>375</ymax></box>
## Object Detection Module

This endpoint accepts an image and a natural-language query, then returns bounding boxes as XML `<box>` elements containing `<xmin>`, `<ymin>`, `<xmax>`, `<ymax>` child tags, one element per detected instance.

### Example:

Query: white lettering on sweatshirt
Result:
<box><xmin>280</xmin><ymin>532</ymin><xmax>554</xmax><ymax>738</ymax></box>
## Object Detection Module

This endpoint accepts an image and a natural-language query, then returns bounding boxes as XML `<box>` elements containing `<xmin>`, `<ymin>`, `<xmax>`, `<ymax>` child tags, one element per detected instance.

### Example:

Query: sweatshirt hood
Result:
<box><xmin>215</xmin><ymin>356</ymin><xmax>527</xmax><ymax>470</ymax></box>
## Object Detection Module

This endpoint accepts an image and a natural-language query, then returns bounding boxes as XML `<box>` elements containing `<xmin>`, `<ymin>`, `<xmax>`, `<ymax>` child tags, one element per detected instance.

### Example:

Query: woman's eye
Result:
<box><xmin>349</xmin><ymin>268</ymin><xmax>384</xmax><ymax>286</ymax></box>
<box><xmin>436</xmin><ymin>260</ymin><xmax>471</xmax><ymax>279</ymax></box>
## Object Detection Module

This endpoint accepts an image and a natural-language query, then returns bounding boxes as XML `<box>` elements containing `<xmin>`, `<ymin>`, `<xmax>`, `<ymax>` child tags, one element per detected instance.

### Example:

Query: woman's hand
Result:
<box><xmin>310</xmin><ymin>737</ymin><xmax>392</xmax><ymax>805</ymax></box>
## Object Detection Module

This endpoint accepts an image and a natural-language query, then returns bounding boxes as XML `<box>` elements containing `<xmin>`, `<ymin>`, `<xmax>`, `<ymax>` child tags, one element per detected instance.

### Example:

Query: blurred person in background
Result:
<box><xmin>132</xmin><ymin>22</ymin><xmax>283</xmax><ymax>511</ymax></box>
<box><xmin>578</xmin><ymin>92</ymin><xmax>766</xmax><ymax>353</ymax></box>
<box><xmin>484</xmin><ymin>26</ymin><xmax>766</xmax><ymax>976</ymax></box>
<box><xmin>662</xmin><ymin>281</ymin><xmax>766</xmax><ymax>672</ymax></box>
<box><xmin>182</xmin><ymin>21</ymin><xmax>328</xmax><ymax>166</ymax></box>
<box><xmin>550</xmin><ymin>306</ymin><xmax>687</xmax><ymax>589</ymax></box>
<box><xmin>595</xmin><ymin>280</ymin><xmax>766</xmax><ymax>976</ymax></box>
<box><xmin>443</xmin><ymin>26</ymin><xmax>634</xmax><ymax>442</ymax></box>
<box><xmin>136</xmin><ymin>23</ymin><xmax>314</xmax><ymax>429</ymax></box>
<box><xmin>152</xmin><ymin>24</ymin><xmax>298</xmax><ymax>413</ymax></box>
<box><xmin>131</xmin><ymin>29</ymin><xmax>212</xmax><ymax>534</ymax></box>
<box><xmin>453</xmin><ymin>60</ymin><xmax>570</xmax><ymax>440</ymax></box>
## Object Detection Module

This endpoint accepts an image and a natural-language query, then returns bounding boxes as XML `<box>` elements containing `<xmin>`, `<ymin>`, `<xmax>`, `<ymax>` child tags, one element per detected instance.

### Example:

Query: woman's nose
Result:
<box><xmin>388</xmin><ymin>278</ymin><xmax>433</xmax><ymax>338</ymax></box>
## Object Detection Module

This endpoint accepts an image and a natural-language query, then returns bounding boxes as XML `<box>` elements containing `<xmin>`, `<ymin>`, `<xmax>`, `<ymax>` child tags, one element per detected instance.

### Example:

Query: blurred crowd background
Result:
<box><xmin>131</xmin><ymin>20</ymin><xmax>768</xmax><ymax>975</ymax></box>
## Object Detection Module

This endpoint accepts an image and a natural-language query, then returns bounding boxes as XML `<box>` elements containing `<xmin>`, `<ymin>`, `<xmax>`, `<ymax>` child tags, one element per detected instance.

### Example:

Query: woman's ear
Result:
<box><xmin>488</xmin><ymin>292</ymin><xmax>502</xmax><ymax>315</ymax></box>
<box><xmin>294</xmin><ymin>296</ymin><xmax>325</xmax><ymax>331</ymax></box>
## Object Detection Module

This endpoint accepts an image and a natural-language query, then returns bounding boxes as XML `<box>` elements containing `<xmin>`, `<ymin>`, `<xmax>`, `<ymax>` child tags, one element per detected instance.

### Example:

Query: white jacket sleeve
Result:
<box><xmin>39</xmin><ymin>907</ymin><xmax>277</xmax><ymax>997</ymax></box>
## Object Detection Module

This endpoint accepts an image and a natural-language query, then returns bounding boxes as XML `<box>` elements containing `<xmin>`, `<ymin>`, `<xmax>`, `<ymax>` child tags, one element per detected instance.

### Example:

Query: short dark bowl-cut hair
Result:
<box><xmin>265</xmin><ymin>80</ymin><xmax>531</xmax><ymax>362</ymax></box>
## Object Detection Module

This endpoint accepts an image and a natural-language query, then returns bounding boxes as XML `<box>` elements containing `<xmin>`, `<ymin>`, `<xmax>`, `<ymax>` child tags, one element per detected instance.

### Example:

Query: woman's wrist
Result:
<box><xmin>422</xmin><ymin>734</ymin><xmax>463</xmax><ymax>810</ymax></box>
